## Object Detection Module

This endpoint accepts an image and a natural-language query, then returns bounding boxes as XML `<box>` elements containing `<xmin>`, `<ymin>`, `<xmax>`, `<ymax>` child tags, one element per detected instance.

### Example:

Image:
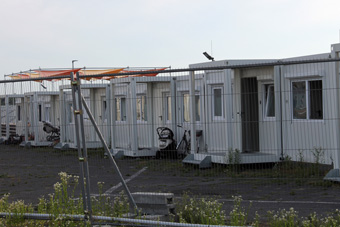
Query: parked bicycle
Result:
<box><xmin>156</xmin><ymin>125</ymin><xmax>202</xmax><ymax>159</ymax></box>
<box><xmin>176</xmin><ymin>125</ymin><xmax>202</xmax><ymax>158</ymax></box>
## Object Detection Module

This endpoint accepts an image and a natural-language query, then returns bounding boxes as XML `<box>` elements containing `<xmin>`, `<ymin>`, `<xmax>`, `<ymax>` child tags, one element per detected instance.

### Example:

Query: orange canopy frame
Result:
<box><xmin>8</xmin><ymin>67</ymin><xmax>168</xmax><ymax>82</ymax></box>
<box><xmin>106</xmin><ymin>67</ymin><xmax>167</xmax><ymax>80</ymax></box>
<box><xmin>35</xmin><ymin>68</ymin><xmax>82</xmax><ymax>80</ymax></box>
<box><xmin>80</xmin><ymin>68</ymin><xmax>125</xmax><ymax>81</ymax></box>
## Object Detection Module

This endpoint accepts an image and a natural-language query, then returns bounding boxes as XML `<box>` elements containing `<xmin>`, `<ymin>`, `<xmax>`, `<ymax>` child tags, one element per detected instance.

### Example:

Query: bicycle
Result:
<box><xmin>176</xmin><ymin>125</ymin><xmax>202</xmax><ymax>158</ymax></box>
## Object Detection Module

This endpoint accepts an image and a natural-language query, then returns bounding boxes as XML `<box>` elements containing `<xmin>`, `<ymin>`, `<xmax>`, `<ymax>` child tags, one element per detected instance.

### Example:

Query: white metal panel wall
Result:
<box><xmin>255</xmin><ymin>68</ymin><xmax>278</xmax><ymax>156</ymax></box>
<box><xmin>205</xmin><ymin>70</ymin><xmax>228</xmax><ymax>154</ymax></box>
<box><xmin>281</xmin><ymin>62</ymin><xmax>337</xmax><ymax>164</ymax></box>
<box><xmin>112</xmin><ymin>84</ymin><xmax>130</xmax><ymax>149</ymax></box>
<box><xmin>152</xmin><ymin>82</ymin><xmax>172</xmax><ymax>148</ymax></box>
<box><xmin>175</xmin><ymin>75</ymin><xmax>204</xmax><ymax>150</ymax></box>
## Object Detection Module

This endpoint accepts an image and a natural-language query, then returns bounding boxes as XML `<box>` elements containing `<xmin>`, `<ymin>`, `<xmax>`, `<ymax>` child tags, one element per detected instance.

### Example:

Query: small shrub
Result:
<box><xmin>224</xmin><ymin>148</ymin><xmax>241</xmax><ymax>173</ymax></box>
<box><xmin>311</xmin><ymin>147</ymin><xmax>325</xmax><ymax>165</ymax></box>
<box><xmin>310</xmin><ymin>146</ymin><xmax>325</xmax><ymax>176</ymax></box>
<box><xmin>229</xmin><ymin>195</ymin><xmax>251</xmax><ymax>226</ymax></box>
<box><xmin>267</xmin><ymin>207</ymin><xmax>299</xmax><ymax>227</ymax></box>
<box><xmin>176</xmin><ymin>192</ymin><xmax>225</xmax><ymax>225</ymax></box>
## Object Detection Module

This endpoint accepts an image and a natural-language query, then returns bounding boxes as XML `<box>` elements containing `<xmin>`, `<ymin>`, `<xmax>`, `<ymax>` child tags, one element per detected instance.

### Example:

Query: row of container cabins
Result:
<box><xmin>1</xmin><ymin>43</ymin><xmax>340</xmax><ymax>179</ymax></box>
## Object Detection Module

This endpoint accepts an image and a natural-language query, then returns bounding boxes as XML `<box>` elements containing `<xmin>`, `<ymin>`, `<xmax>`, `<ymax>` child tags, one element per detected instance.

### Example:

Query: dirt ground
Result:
<box><xmin>1</xmin><ymin>144</ymin><xmax>340</xmax><ymax>221</ymax></box>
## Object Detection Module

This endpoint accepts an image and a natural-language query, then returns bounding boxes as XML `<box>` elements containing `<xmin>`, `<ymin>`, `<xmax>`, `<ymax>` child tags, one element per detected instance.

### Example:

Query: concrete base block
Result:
<box><xmin>182</xmin><ymin>154</ymin><xmax>212</xmax><ymax>169</ymax></box>
<box><xmin>132</xmin><ymin>192</ymin><xmax>174</xmax><ymax>205</ymax></box>
<box><xmin>54</xmin><ymin>143</ymin><xmax>69</xmax><ymax>150</ymax></box>
<box><xmin>109</xmin><ymin>149</ymin><xmax>125</xmax><ymax>159</ymax></box>
<box><xmin>132</xmin><ymin>192</ymin><xmax>175</xmax><ymax>215</ymax></box>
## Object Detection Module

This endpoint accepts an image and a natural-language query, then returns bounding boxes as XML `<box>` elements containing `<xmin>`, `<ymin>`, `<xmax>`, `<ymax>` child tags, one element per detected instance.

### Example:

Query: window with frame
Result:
<box><xmin>102</xmin><ymin>98</ymin><xmax>107</xmax><ymax>121</ymax></box>
<box><xmin>83</xmin><ymin>97</ymin><xmax>90</xmax><ymax>120</ymax></box>
<box><xmin>292</xmin><ymin>80</ymin><xmax>323</xmax><ymax>120</ymax></box>
<box><xmin>263</xmin><ymin>84</ymin><xmax>275</xmax><ymax>119</ymax></box>
<box><xmin>115</xmin><ymin>97</ymin><xmax>126</xmax><ymax>121</ymax></box>
<box><xmin>38</xmin><ymin>104</ymin><xmax>42</xmax><ymax>122</ymax></box>
<box><xmin>183</xmin><ymin>93</ymin><xmax>200</xmax><ymax>122</ymax></box>
<box><xmin>17</xmin><ymin>105</ymin><xmax>21</xmax><ymax>121</ymax></box>
<box><xmin>164</xmin><ymin>94</ymin><xmax>172</xmax><ymax>122</ymax></box>
<box><xmin>136</xmin><ymin>95</ymin><xmax>147</xmax><ymax>122</ymax></box>
<box><xmin>9</xmin><ymin>98</ymin><xmax>15</xmax><ymax>105</ymax></box>
<box><xmin>212</xmin><ymin>87</ymin><xmax>223</xmax><ymax>120</ymax></box>
<box><xmin>44</xmin><ymin>104</ymin><xmax>51</xmax><ymax>122</ymax></box>
<box><xmin>67</xmin><ymin>102</ymin><xmax>73</xmax><ymax>123</ymax></box>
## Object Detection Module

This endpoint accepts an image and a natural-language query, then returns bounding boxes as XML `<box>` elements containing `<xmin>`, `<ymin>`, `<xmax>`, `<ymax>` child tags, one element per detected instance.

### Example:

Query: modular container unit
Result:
<box><xmin>0</xmin><ymin>94</ymin><xmax>24</xmax><ymax>143</ymax></box>
<box><xmin>110</xmin><ymin>76</ymin><xmax>176</xmax><ymax>157</ymax></box>
<box><xmin>18</xmin><ymin>91</ymin><xmax>60</xmax><ymax>147</ymax></box>
<box><xmin>186</xmin><ymin>44</ymin><xmax>340</xmax><ymax>170</ymax></box>
<box><xmin>56</xmin><ymin>83</ymin><xmax>110</xmax><ymax>149</ymax></box>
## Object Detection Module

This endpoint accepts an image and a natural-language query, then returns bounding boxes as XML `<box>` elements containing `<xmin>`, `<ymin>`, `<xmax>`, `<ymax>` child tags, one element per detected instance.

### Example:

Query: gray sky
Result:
<box><xmin>1</xmin><ymin>0</ymin><xmax>340</xmax><ymax>80</ymax></box>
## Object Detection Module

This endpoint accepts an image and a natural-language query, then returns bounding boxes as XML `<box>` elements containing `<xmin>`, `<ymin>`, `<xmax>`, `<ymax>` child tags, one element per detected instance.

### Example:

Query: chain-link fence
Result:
<box><xmin>1</xmin><ymin>55</ymin><xmax>340</xmax><ymax>226</ymax></box>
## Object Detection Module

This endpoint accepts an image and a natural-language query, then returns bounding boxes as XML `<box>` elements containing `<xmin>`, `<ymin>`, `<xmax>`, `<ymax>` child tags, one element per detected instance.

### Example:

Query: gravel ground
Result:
<box><xmin>1</xmin><ymin>144</ymin><xmax>340</xmax><ymax>221</ymax></box>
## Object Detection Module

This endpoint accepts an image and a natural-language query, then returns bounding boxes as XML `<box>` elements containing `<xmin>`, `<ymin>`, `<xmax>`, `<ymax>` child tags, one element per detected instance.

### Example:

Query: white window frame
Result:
<box><xmin>38</xmin><ymin>103</ymin><xmax>42</xmax><ymax>122</ymax></box>
<box><xmin>44</xmin><ymin>103</ymin><xmax>51</xmax><ymax>122</ymax></box>
<box><xmin>101</xmin><ymin>97</ymin><xmax>107</xmax><ymax>121</ymax></box>
<box><xmin>163</xmin><ymin>92</ymin><xmax>172</xmax><ymax>123</ymax></box>
<box><xmin>212</xmin><ymin>86</ymin><xmax>224</xmax><ymax>121</ymax></box>
<box><xmin>66</xmin><ymin>102</ymin><xmax>73</xmax><ymax>124</ymax></box>
<box><xmin>136</xmin><ymin>94</ymin><xmax>147</xmax><ymax>123</ymax></box>
<box><xmin>83</xmin><ymin>97</ymin><xmax>90</xmax><ymax>120</ymax></box>
<box><xmin>17</xmin><ymin>105</ymin><xmax>21</xmax><ymax>121</ymax></box>
<box><xmin>291</xmin><ymin>79</ymin><xmax>323</xmax><ymax>121</ymax></box>
<box><xmin>182</xmin><ymin>92</ymin><xmax>201</xmax><ymax>123</ymax></box>
<box><xmin>262</xmin><ymin>83</ymin><xmax>275</xmax><ymax>121</ymax></box>
<box><xmin>115</xmin><ymin>96</ymin><xmax>127</xmax><ymax>122</ymax></box>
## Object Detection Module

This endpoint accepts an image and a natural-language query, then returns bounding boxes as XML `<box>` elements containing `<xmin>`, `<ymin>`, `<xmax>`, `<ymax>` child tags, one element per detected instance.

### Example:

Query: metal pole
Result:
<box><xmin>69</xmin><ymin>71</ymin><xmax>92</xmax><ymax>222</ymax></box>
<box><xmin>0</xmin><ymin>212</ymin><xmax>244</xmax><ymax>227</ymax></box>
<box><xmin>80</xmin><ymin>94</ymin><xmax>138</xmax><ymax>210</ymax></box>
<box><xmin>75</xmin><ymin>71</ymin><xmax>93</xmax><ymax>218</ymax></box>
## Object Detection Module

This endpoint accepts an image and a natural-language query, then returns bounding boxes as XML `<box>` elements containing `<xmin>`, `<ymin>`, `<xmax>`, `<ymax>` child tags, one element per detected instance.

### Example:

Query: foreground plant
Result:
<box><xmin>229</xmin><ymin>195</ymin><xmax>251</xmax><ymax>226</ymax></box>
<box><xmin>267</xmin><ymin>207</ymin><xmax>299</xmax><ymax>226</ymax></box>
<box><xmin>176</xmin><ymin>192</ymin><xmax>226</xmax><ymax>225</ymax></box>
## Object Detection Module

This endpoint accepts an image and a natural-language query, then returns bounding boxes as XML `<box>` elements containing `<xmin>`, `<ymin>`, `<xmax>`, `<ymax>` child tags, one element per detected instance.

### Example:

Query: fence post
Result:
<box><xmin>80</xmin><ymin>94</ymin><xmax>138</xmax><ymax>211</ymax></box>
<box><xmin>110</xmin><ymin>83</ymin><xmax>116</xmax><ymax>150</ymax></box>
<box><xmin>5</xmin><ymin>96</ymin><xmax>9</xmax><ymax>139</ymax></box>
<box><xmin>69</xmin><ymin>72</ymin><xmax>93</xmax><ymax>222</ymax></box>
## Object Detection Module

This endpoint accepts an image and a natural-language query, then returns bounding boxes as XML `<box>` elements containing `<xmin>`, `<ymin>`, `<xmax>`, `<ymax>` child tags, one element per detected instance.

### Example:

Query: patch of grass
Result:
<box><xmin>0</xmin><ymin>173</ymin><xmax>8</xmax><ymax>178</ymax></box>
<box><xmin>0</xmin><ymin>172</ymin><xmax>131</xmax><ymax>226</ymax></box>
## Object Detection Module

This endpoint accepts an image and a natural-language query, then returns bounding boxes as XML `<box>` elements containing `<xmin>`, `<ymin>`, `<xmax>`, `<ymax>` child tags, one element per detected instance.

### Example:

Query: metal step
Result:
<box><xmin>182</xmin><ymin>154</ymin><xmax>212</xmax><ymax>169</ymax></box>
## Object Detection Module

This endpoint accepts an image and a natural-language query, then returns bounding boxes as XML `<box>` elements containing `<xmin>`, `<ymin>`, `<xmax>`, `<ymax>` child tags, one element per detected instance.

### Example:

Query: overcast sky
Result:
<box><xmin>1</xmin><ymin>0</ymin><xmax>340</xmax><ymax>80</ymax></box>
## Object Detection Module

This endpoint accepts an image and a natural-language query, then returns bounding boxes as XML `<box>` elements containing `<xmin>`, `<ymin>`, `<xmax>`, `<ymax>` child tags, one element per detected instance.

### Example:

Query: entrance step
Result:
<box><xmin>182</xmin><ymin>154</ymin><xmax>212</xmax><ymax>169</ymax></box>
<box><xmin>324</xmin><ymin>169</ymin><xmax>340</xmax><ymax>182</ymax></box>
<box><xmin>54</xmin><ymin>142</ymin><xmax>69</xmax><ymax>150</ymax></box>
